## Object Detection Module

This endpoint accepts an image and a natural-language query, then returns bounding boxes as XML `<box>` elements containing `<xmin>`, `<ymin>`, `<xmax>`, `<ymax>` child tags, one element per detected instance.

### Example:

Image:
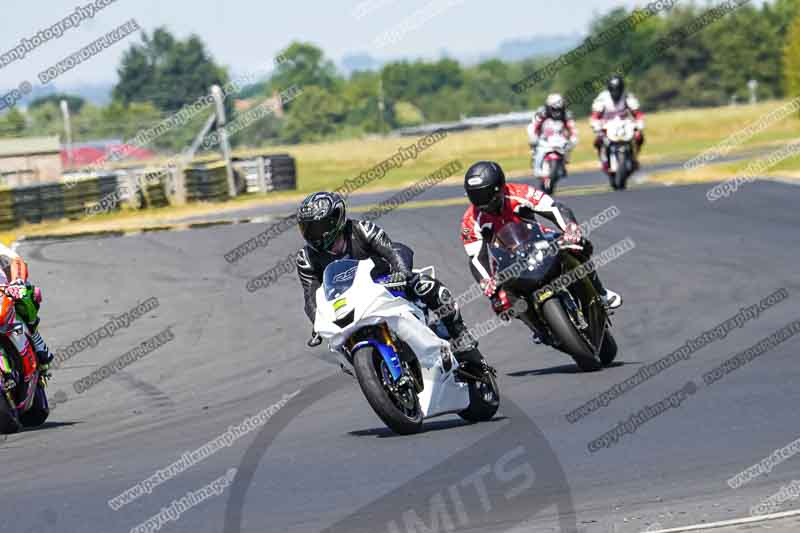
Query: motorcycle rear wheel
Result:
<box><xmin>542</xmin><ymin>297</ymin><xmax>602</xmax><ymax>372</ymax></box>
<box><xmin>353</xmin><ymin>346</ymin><xmax>423</xmax><ymax>435</ymax></box>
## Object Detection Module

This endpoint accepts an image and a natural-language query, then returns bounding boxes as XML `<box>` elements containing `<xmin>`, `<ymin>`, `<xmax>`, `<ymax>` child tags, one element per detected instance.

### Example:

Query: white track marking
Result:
<box><xmin>645</xmin><ymin>508</ymin><xmax>800</xmax><ymax>532</ymax></box>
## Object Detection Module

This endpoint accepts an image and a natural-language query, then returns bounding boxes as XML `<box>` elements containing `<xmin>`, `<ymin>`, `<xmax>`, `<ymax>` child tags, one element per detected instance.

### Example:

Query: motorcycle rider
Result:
<box><xmin>460</xmin><ymin>161</ymin><xmax>622</xmax><ymax>339</ymax></box>
<box><xmin>0</xmin><ymin>243</ymin><xmax>54</xmax><ymax>374</ymax></box>
<box><xmin>527</xmin><ymin>93</ymin><xmax>578</xmax><ymax>180</ymax></box>
<box><xmin>295</xmin><ymin>191</ymin><xmax>491</xmax><ymax>371</ymax></box>
<box><xmin>591</xmin><ymin>76</ymin><xmax>645</xmax><ymax>173</ymax></box>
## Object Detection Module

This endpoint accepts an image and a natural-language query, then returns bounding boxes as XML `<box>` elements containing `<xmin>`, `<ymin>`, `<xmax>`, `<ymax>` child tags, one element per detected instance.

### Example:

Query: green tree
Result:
<box><xmin>784</xmin><ymin>9</ymin><xmax>800</xmax><ymax>101</ymax></box>
<box><xmin>281</xmin><ymin>86</ymin><xmax>346</xmax><ymax>143</ymax></box>
<box><xmin>113</xmin><ymin>27</ymin><xmax>229</xmax><ymax>114</ymax></box>
<box><xmin>340</xmin><ymin>71</ymin><xmax>380</xmax><ymax>132</ymax></box>
<box><xmin>271</xmin><ymin>42</ymin><xmax>340</xmax><ymax>97</ymax></box>
<box><xmin>29</xmin><ymin>94</ymin><xmax>86</xmax><ymax>113</ymax></box>
<box><xmin>27</xmin><ymin>102</ymin><xmax>63</xmax><ymax>136</ymax></box>
<box><xmin>0</xmin><ymin>108</ymin><xmax>27</xmax><ymax>136</ymax></box>
<box><xmin>393</xmin><ymin>101</ymin><xmax>424</xmax><ymax>127</ymax></box>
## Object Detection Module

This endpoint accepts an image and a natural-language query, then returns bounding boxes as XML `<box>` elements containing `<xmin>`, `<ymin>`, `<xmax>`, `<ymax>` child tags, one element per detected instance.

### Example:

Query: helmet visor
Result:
<box><xmin>467</xmin><ymin>186</ymin><xmax>502</xmax><ymax>212</ymax></box>
<box><xmin>299</xmin><ymin>217</ymin><xmax>341</xmax><ymax>251</ymax></box>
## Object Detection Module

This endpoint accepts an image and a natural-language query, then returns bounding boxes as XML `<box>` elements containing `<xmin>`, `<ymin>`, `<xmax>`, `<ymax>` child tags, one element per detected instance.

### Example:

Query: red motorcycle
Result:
<box><xmin>0</xmin><ymin>285</ymin><xmax>49</xmax><ymax>434</ymax></box>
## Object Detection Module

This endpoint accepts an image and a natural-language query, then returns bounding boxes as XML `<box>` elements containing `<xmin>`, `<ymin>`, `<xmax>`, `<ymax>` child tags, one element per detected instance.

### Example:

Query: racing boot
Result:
<box><xmin>28</xmin><ymin>320</ymin><xmax>54</xmax><ymax>376</ymax></box>
<box><xmin>441</xmin><ymin>313</ymin><xmax>495</xmax><ymax>376</ymax></box>
<box><xmin>588</xmin><ymin>271</ymin><xmax>622</xmax><ymax>310</ymax></box>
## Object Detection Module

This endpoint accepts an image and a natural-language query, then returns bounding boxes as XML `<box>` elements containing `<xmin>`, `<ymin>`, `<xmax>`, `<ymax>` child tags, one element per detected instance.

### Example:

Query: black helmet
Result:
<box><xmin>608</xmin><ymin>76</ymin><xmax>625</xmax><ymax>103</ymax></box>
<box><xmin>297</xmin><ymin>191</ymin><xmax>346</xmax><ymax>252</ymax></box>
<box><xmin>464</xmin><ymin>161</ymin><xmax>506</xmax><ymax>214</ymax></box>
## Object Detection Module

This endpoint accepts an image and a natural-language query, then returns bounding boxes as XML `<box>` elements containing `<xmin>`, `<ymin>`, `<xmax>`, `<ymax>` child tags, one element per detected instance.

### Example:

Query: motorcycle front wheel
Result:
<box><xmin>0</xmin><ymin>393</ymin><xmax>21</xmax><ymax>434</ymax></box>
<box><xmin>541</xmin><ymin>297</ymin><xmax>602</xmax><ymax>372</ymax></box>
<box><xmin>353</xmin><ymin>346</ymin><xmax>423</xmax><ymax>435</ymax></box>
<box><xmin>20</xmin><ymin>384</ymin><xmax>49</xmax><ymax>427</ymax></box>
<box><xmin>545</xmin><ymin>160</ymin><xmax>562</xmax><ymax>194</ymax></box>
<box><xmin>614</xmin><ymin>153</ymin><xmax>628</xmax><ymax>190</ymax></box>
<box><xmin>599</xmin><ymin>328</ymin><xmax>618</xmax><ymax>366</ymax></box>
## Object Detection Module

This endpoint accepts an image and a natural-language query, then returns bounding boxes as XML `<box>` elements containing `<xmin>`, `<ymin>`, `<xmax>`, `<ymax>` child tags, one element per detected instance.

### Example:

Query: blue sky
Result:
<box><xmin>0</xmin><ymin>0</ymin><xmax>767</xmax><ymax>89</ymax></box>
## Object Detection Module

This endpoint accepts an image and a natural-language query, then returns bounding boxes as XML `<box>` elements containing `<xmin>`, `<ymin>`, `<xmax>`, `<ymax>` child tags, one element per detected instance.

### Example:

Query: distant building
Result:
<box><xmin>62</xmin><ymin>139</ymin><xmax>155</xmax><ymax>167</ymax></box>
<box><xmin>0</xmin><ymin>136</ymin><xmax>63</xmax><ymax>187</ymax></box>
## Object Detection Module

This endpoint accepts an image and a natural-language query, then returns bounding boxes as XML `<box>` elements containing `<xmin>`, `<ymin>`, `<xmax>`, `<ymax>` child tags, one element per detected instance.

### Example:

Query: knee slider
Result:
<box><xmin>412</xmin><ymin>274</ymin><xmax>437</xmax><ymax>297</ymax></box>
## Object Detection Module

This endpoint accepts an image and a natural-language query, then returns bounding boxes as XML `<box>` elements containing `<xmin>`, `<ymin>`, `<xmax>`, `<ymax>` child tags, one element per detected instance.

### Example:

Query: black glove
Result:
<box><xmin>307</xmin><ymin>330</ymin><xmax>322</xmax><ymax>347</ymax></box>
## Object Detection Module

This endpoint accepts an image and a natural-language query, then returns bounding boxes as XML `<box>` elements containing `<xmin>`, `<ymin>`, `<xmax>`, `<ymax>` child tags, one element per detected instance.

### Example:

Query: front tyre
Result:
<box><xmin>353</xmin><ymin>346</ymin><xmax>423</xmax><ymax>435</ymax></box>
<box><xmin>20</xmin><ymin>385</ymin><xmax>49</xmax><ymax>427</ymax></box>
<box><xmin>615</xmin><ymin>153</ymin><xmax>628</xmax><ymax>190</ymax></box>
<box><xmin>458</xmin><ymin>371</ymin><xmax>500</xmax><ymax>423</ymax></box>
<box><xmin>0</xmin><ymin>395</ymin><xmax>21</xmax><ymax>434</ymax></box>
<box><xmin>599</xmin><ymin>329</ymin><xmax>618</xmax><ymax>366</ymax></box>
<box><xmin>542</xmin><ymin>297</ymin><xmax>601</xmax><ymax>372</ymax></box>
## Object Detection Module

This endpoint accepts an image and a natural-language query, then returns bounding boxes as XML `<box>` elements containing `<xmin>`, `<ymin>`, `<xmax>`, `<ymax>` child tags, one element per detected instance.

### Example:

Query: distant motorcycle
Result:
<box><xmin>533</xmin><ymin>119</ymin><xmax>571</xmax><ymax>195</ymax></box>
<box><xmin>488</xmin><ymin>222</ymin><xmax>618</xmax><ymax>372</ymax></box>
<box><xmin>0</xmin><ymin>286</ymin><xmax>49</xmax><ymax>434</ymax></box>
<box><xmin>312</xmin><ymin>258</ymin><xmax>500</xmax><ymax>434</ymax></box>
<box><xmin>601</xmin><ymin>116</ymin><xmax>638</xmax><ymax>190</ymax></box>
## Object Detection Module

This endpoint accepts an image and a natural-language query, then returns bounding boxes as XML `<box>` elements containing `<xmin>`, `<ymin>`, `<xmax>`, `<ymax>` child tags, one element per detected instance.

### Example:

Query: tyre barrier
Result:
<box><xmin>0</xmin><ymin>154</ymin><xmax>296</xmax><ymax>230</ymax></box>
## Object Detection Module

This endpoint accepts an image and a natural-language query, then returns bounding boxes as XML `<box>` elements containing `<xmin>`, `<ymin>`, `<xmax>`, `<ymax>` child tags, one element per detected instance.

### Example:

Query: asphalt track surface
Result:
<box><xmin>1</xmin><ymin>179</ymin><xmax>799</xmax><ymax>533</ymax></box>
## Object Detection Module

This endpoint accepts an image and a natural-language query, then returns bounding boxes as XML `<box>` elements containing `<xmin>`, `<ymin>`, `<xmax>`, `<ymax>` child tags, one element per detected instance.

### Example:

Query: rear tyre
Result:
<box><xmin>542</xmin><ymin>297</ymin><xmax>601</xmax><ymax>372</ymax></box>
<box><xmin>0</xmin><ymin>396</ymin><xmax>21</xmax><ymax>434</ymax></box>
<box><xmin>458</xmin><ymin>370</ymin><xmax>500</xmax><ymax>423</ymax></box>
<box><xmin>20</xmin><ymin>385</ymin><xmax>49</xmax><ymax>427</ymax></box>
<box><xmin>599</xmin><ymin>329</ymin><xmax>618</xmax><ymax>366</ymax></box>
<box><xmin>353</xmin><ymin>346</ymin><xmax>423</xmax><ymax>435</ymax></box>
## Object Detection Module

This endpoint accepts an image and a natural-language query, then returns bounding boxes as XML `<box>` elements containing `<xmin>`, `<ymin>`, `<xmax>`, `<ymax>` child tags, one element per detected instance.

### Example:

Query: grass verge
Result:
<box><xmin>5</xmin><ymin>100</ymin><xmax>800</xmax><ymax>244</ymax></box>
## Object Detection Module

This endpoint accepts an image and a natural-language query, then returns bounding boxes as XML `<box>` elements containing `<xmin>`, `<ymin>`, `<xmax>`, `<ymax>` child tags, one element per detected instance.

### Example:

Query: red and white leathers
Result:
<box><xmin>460</xmin><ymin>183</ymin><xmax>580</xmax><ymax>311</ymax></box>
<box><xmin>460</xmin><ymin>182</ymin><xmax>622</xmax><ymax>315</ymax></box>
<box><xmin>590</xmin><ymin>90</ymin><xmax>644</xmax><ymax>132</ymax></box>
<box><xmin>527</xmin><ymin>107</ymin><xmax>578</xmax><ymax>178</ymax></box>
<box><xmin>591</xmin><ymin>90</ymin><xmax>645</xmax><ymax>170</ymax></box>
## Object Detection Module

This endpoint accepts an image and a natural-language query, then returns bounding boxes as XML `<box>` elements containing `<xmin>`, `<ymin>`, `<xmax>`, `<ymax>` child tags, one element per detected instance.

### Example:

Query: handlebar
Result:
<box><xmin>379</xmin><ymin>280</ymin><xmax>408</xmax><ymax>289</ymax></box>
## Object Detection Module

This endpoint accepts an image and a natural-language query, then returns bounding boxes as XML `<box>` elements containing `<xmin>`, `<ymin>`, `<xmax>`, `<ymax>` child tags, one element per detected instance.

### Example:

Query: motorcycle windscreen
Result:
<box><xmin>492</xmin><ymin>222</ymin><xmax>547</xmax><ymax>251</ymax></box>
<box><xmin>323</xmin><ymin>259</ymin><xmax>360</xmax><ymax>301</ymax></box>
<box><xmin>491</xmin><ymin>222</ymin><xmax>559</xmax><ymax>287</ymax></box>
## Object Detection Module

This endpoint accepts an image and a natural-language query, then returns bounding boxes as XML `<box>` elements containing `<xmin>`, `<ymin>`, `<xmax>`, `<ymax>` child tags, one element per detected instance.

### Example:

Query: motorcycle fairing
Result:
<box><xmin>314</xmin><ymin>259</ymin><xmax>470</xmax><ymax>418</ymax></box>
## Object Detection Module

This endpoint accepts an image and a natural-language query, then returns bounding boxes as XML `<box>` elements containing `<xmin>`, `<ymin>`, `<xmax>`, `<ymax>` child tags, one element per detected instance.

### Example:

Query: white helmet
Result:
<box><xmin>545</xmin><ymin>93</ymin><xmax>565</xmax><ymax>120</ymax></box>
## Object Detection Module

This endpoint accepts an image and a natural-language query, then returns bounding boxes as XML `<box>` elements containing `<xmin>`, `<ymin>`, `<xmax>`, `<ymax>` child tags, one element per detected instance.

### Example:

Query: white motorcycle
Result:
<box><xmin>313</xmin><ymin>258</ymin><xmax>500</xmax><ymax>434</ymax></box>
<box><xmin>602</xmin><ymin>116</ymin><xmax>638</xmax><ymax>190</ymax></box>
<box><xmin>534</xmin><ymin>131</ymin><xmax>571</xmax><ymax>195</ymax></box>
